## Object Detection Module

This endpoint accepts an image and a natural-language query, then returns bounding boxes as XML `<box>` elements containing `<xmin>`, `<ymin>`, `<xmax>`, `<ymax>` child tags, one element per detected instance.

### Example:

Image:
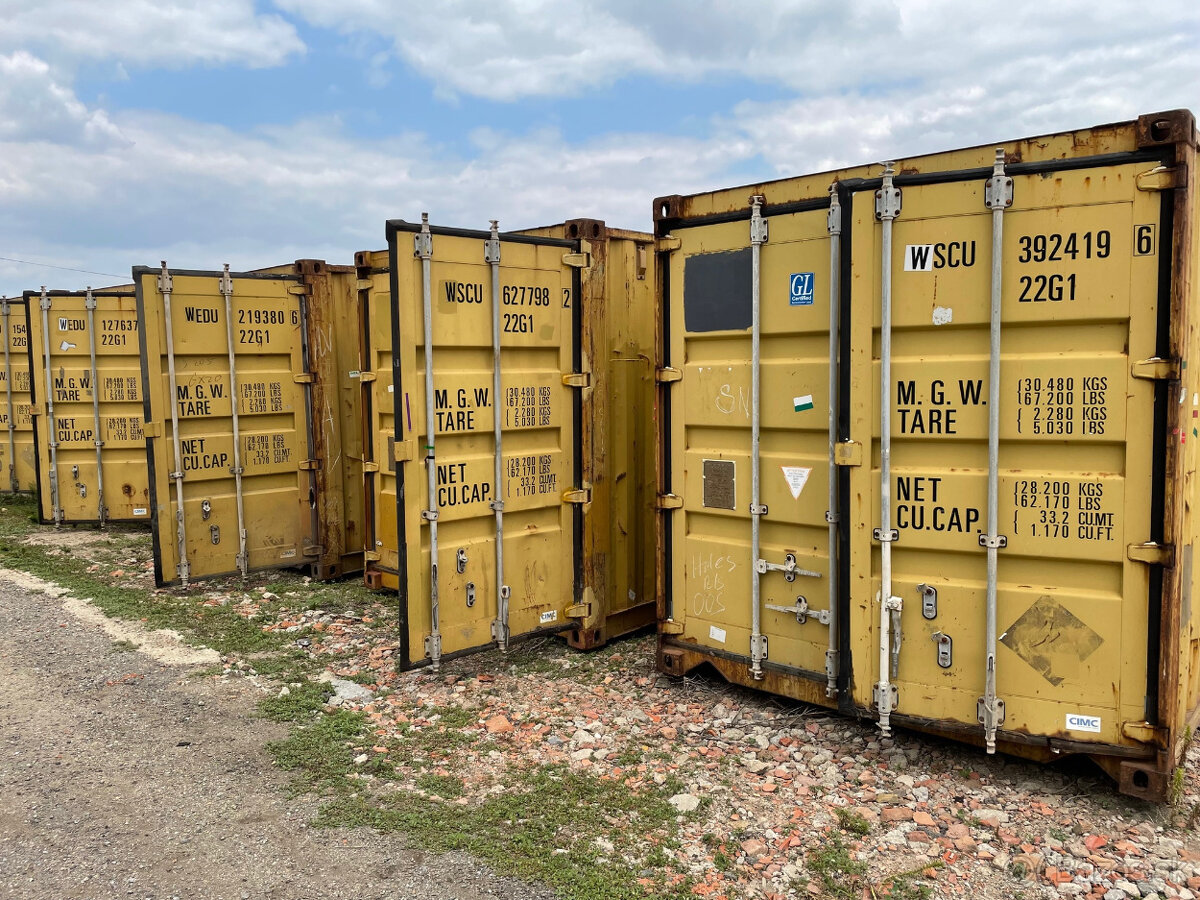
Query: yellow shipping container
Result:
<box><xmin>654</xmin><ymin>110</ymin><xmax>1198</xmax><ymax>799</ymax></box>
<box><xmin>0</xmin><ymin>297</ymin><xmax>35</xmax><ymax>493</ymax></box>
<box><xmin>134</xmin><ymin>261</ymin><xmax>363</xmax><ymax>586</ymax></box>
<box><xmin>356</xmin><ymin>217</ymin><xmax>656</xmax><ymax>669</ymax></box>
<box><xmin>25</xmin><ymin>287</ymin><xmax>150</xmax><ymax>523</ymax></box>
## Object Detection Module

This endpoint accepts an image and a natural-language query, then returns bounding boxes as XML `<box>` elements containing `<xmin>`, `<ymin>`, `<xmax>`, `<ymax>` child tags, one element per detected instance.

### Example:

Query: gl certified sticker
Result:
<box><xmin>789</xmin><ymin>272</ymin><xmax>814</xmax><ymax>306</ymax></box>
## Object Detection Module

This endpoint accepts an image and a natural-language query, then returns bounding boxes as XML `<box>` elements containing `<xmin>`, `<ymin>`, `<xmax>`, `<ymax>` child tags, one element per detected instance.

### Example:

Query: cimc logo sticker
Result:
<box><xmin>1065</xmin><ymin>713</ymin><xmax>1102</xmax><ymax>733</ymax></box>
<box><xmin>789</xmin><ymin>272</ymin><xmax>814</xmax><ymax>306</ymax></box>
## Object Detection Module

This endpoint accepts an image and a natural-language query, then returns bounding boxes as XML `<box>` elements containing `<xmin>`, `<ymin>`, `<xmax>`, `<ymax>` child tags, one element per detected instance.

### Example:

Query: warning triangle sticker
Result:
<box><xmin>781</xmin><ymin>466</ymin><xmax>811</xmax><ymax>500</ymax></box>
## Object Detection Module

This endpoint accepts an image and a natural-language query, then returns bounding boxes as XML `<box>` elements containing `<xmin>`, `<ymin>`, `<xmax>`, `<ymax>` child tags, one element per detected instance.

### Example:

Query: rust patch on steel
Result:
<box><xmin>1000</xmin><ymin>595</ymin><xmax>1103</xmax><ymax>687</ymax></box>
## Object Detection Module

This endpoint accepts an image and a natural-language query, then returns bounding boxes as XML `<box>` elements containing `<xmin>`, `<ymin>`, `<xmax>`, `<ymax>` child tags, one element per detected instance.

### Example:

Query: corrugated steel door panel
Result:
<box><xmin>848</xmin><ymin>159</ymin><xmax>1168</xmax><ymax>750</ymax></box>
<box><xmin>386</xmin><ymin>220</ymin><xmax>581</xmax><ymax>669</ymax></box>
<box><xmin>664</xmin><ymin>208</ymin><xmax>838</xmax><ymax>696</ymax></box>
<box><xmin>136</xmin><ymin>267</ymin><xmax>314</xmax><ymax>586</ymax></box>
<box><xmin>516</xmin><ymin>222</ymin><xmax>659</xmax><ymax>648</ymax></box>
<box><xmin>26</xmin><ymin>290</ymin><xmax>149</xmax><ymax>524</ymax></box>
<box><xmin>296</xmin><ymin>261</ymin><xmax>365</xmax><ymax>579</ymax></box>
<box><xmin>1</xmin><ymin>298</ymin><xmax>35</xmax><ymax>493</ymax></box>
<box><xmin>355</xmin><ymin>251</ymin><xmax>397</xmax><ymax>586</ymax></box>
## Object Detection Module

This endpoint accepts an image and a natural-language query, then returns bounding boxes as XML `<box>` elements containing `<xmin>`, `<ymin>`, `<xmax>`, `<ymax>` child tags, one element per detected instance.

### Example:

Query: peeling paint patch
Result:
<box><xmin>1000</xmin><ymin>595</ymin><xmax>1103</xmax><ymax>686</ymax></box>
<box><xmin>932</xmin><ymin>306</ymin><xmax>953</xmax><ymax>326</ymax></box>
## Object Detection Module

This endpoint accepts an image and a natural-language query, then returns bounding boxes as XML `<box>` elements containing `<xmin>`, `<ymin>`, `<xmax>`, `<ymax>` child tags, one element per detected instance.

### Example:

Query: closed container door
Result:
<box><xmin>28</xmin><ymin>292</ymin><xmax>148</xmax><ymax>523</ymax></box>
<box><xmin>1</xmin><ymin>301</ymin><xmax>35</xmax><ymax>493</ymax></box>
<box><xmin>138</xmin><ymin>269</ymin><xmax>313</xmax><ymax>586</ymax></box>
<box><xmin>665</xmin><ymin>209</ymin><xmax>837</xmax><ymax>688</ymax></box>
<box><xmin>390</xmin><ymin>224</ymin><xmax>580</xmax><ymax>666</ymax></box>
<box><xmin>849</xmin><ymin>161</ymin><xmax>1166</xmax><ymax>747</ymax></box>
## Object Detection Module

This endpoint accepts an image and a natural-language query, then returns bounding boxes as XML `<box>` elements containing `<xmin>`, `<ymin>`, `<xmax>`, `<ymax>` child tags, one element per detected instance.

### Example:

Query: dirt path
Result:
<box><xmin>0</xmin><ymin>573</ymin><xmax>555</xmax><ymax>900</ymax></box>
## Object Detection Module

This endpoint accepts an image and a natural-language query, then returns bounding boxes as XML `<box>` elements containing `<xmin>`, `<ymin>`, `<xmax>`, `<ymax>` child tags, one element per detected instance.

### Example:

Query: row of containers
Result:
<box><xmin>2</xmin><ymin>109</ymin><xmax>1199</xmax><ymax>801</ymax></box>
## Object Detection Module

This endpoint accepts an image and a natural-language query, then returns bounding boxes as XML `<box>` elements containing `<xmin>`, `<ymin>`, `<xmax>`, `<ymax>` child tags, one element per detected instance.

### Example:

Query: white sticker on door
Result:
<box><xmin>1065</xmin><ymin>713</ymin><xmax>1101</xmax><ymax>733</ymax></box>
<box><xmin>781</xmin><ymin>466</ymin><xmax>812</xmax><ymax>500</ymax></box>
<box><xmin>904</xmin><ymin>244</ymin><xmax>935</xmax><ymax>271</ymax></box>
<box><xmin>709</xmin><ymin>625</ymin><xmax>726</xmax><ymax>643</ymax></box>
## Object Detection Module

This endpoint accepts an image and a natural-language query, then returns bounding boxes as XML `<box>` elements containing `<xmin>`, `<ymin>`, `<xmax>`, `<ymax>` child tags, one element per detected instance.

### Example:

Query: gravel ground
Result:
<box><xmin>0</xmin><ymin>571</ymin><xmax>555</xmax><ymax>900</ymax></box>
<box><xmin>5</xmin><ymin>511</ymin><xmax>1200</xmax><ymax>900</ymax></box>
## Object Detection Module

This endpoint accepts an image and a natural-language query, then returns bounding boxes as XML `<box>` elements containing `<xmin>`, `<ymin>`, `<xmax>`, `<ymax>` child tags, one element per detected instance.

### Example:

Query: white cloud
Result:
<box><xmin>0</xmin><ymin>0</ymin><xmax>304</xmax><ymax>70</ymax></box>
<box><xmin>0</xmin><ymin>52</ymin><xmax>126</xmax><ymax>145</ymax></box>
<box><xmin>275</xmin><ymin>0</ymin><xmax>1200</xmax><ymax>101</ymax></box>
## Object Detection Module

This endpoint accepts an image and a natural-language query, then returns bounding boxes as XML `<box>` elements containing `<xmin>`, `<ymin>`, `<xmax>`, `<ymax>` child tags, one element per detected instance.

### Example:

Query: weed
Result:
<box><xmin>109</xmin><ymin>639</ymin><xmax>140</xmax><ymax>653</ymax></box>
<box><xmin>834</xmin><ymin>806</ymin><xmax>871</xmax><ymax>835</ymax></box>
<box><xmin>806</xmin><ymin>836</ymin><xmax>867</xmax><ymax>900</ymax></box>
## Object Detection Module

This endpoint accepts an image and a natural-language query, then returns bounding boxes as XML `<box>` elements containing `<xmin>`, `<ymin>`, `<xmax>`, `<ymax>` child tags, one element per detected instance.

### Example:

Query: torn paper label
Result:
<box><xmin>709</xmin><ymin>625</ymin><xmax>727</xmax><ymax>643</ymax></box>
<box><xmin>781</xmin><ymin>466</ymin><xmax>812</xmax><ymax>500</ymax></box>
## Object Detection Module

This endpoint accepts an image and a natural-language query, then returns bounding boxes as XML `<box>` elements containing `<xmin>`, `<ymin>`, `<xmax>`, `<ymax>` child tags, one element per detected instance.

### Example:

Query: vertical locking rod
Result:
<box><xmin>980</xmin><ymin>149</ymin><xmax>1013</xmax><ymax>753</ymax></box>
<box><xmin>874</xmin><ymin>164</ymin><xmax>902</xmax><ymax>737</ymax></box>
<box><xmin>159</xmin><ymin>262</ymin><xmax>190</xmax><ymax>585</ymax></box>
<box><xmin>415</xmin><ymin>214</ymin><xmax>442</xmax><ymax>670</ymax></box>
<box><xmin>39</xmin><ymin>288</ymin><xmax>62</xmax><ymax>525</ymax></box>
<box><xmin>825</xmin><ymin>185</ymin><xmax>842</xmax><ymax>697</ymax></box>
<box><xmin>485</xmin><ymin>221</ymin><xmax>511</xmax><ymax>650</ymax></box>
<box><xmin>1</xmin><ymin>298</ymin><xmax>17</xmax><ymax>492</ymax></box>
<box><xmin>748</xmin><ymin>195</ymin><xmax>768</xmax><ymax>680</ymax></box>
<box><xmin>219</xmin><ymin>265</ymin><xmax>248</xmax><ymax>576</ymax></box>
<box><xmin>83</xmin><ymin>288</ymin><xmax>106</xmax><ymax>525</ymax></box>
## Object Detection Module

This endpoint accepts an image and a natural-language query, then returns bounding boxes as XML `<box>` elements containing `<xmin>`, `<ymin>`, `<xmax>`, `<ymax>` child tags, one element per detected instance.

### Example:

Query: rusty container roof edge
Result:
<box><xmin>654</xmin><ymin>109</ymin><xmax>1197</xmax><ymax>235</ymax></box>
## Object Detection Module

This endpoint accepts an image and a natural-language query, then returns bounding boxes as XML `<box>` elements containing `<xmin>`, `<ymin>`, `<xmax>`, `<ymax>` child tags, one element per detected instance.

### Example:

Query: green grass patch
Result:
<box><xmin>258</xmin><ymin>682</ymin><xmax>332</xmax><ymax>723</ymax></box>
<box><xmin>266</xmin><ymin>709</ymin><xmax>367</xmax><ymax>795</ymax></box>
<box><xmin>415</xmin><ymin>773</ymin><xmax>465</xmax><ymax>798</ymax></box>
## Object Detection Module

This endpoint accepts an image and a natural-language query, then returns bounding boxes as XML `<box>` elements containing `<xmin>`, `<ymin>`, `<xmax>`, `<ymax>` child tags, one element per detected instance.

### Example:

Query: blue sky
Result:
<box><xmin>2</xmin><ymin>0</ymin><xmax>1198</xmax><ymax>295</ymax></box>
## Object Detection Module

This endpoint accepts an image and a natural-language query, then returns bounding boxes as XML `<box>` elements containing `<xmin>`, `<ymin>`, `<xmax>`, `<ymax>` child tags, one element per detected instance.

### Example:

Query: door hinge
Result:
<box><xmin>358</xmin><ymin>371</ymin><xmax>377</xmax><ymax>383</ymax></box>
<box><xmin>1131</xmin><ymin>357</ymin><xmax>1179</xmax><ymax>380</ymax></box>
<box><xmin>293</xmin><ymin>372</ymin><xmax>315</xmax><ymax>384</ymax></box>
<box><xmin>656</xmin><ymin>493</ymin><xmax>683</xmax><ymax>510</ymax></box>
<box><xmin>1122</xmin><ymin>720</ymin><xmax>1168</xmax><ymax>746</ymax></box>
<box><xmin>393</xmin><ymin>439</ymin><xmax>414</xmax><ymax>462</ymax></box>
<box><xmin>566</xmin><ymin>603</ymin><xmax>591</xmax><ymax>619</ymax></box>
<box><xmin>298</xmin><ymin>459</ymin><xmax>321</xmax><ymax>471</ymax></box>
<box><xmin>563</xmin><ymin>487</ymin><xmax>592</xmax><ymax>504</ymax></box>
<box><xmin>362</xmin><ymin>462</ymin><xmax>380</xmax><ymax>473</ymax></box>
<box><xmin>655</xmin><ymin>237</ymin><xmax>682</xmax><ymax>252</ymax></box>
<box><xmin>562</xmin><ymin>372</ymin><xmax>591</xmax><ymax>388</ymax></box>
<box><xmin>562</xmin><ymin>252</ymin><xmax>591</xmax><ymax>269</ymax></box>
<box><xmin>1128</xmin><ymin>542</ymin><xmax>1173</xmax><ymax>566</ymax></box>
<box><xmin>363</xmin><ymin>551</ymin><xmax>381</xmax><ymax>562</ymax></box>
<box><xmin>835</xmin><ymin>441</ymin><xmax>863</xmax><ymax>467</ymax></box>
<box><xmin>655</xmin><ymin>367</ymin><xmax>683</xmax><ymax>384</ymax></box>
<box><xmin>355</xmin><ymin>278</ymin><xmax>373</xmax><ymax>291</ymax></box>
<box><xmin>287</xmin><ymin>284</ymin><xmax>308</xmax><ymax>295</ymax></box>
<box><xmin>660</xmin><ymin>620</ymin><xmax>684</xmax><ymax>635</ymax></box>
<box><xmin>143</xmin><ymin>422</ymin><xmax>162</xmax><ymax>438</ymax></box>
<box><xmin>1136</xmin><ymin>166</ymin><xmax>1186</xmax><ymax>192</ymax></box>
<box><xmin>302</xmin><ymin>545</ymin><xmax>322</xmax><ymax>558</ymax></box>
